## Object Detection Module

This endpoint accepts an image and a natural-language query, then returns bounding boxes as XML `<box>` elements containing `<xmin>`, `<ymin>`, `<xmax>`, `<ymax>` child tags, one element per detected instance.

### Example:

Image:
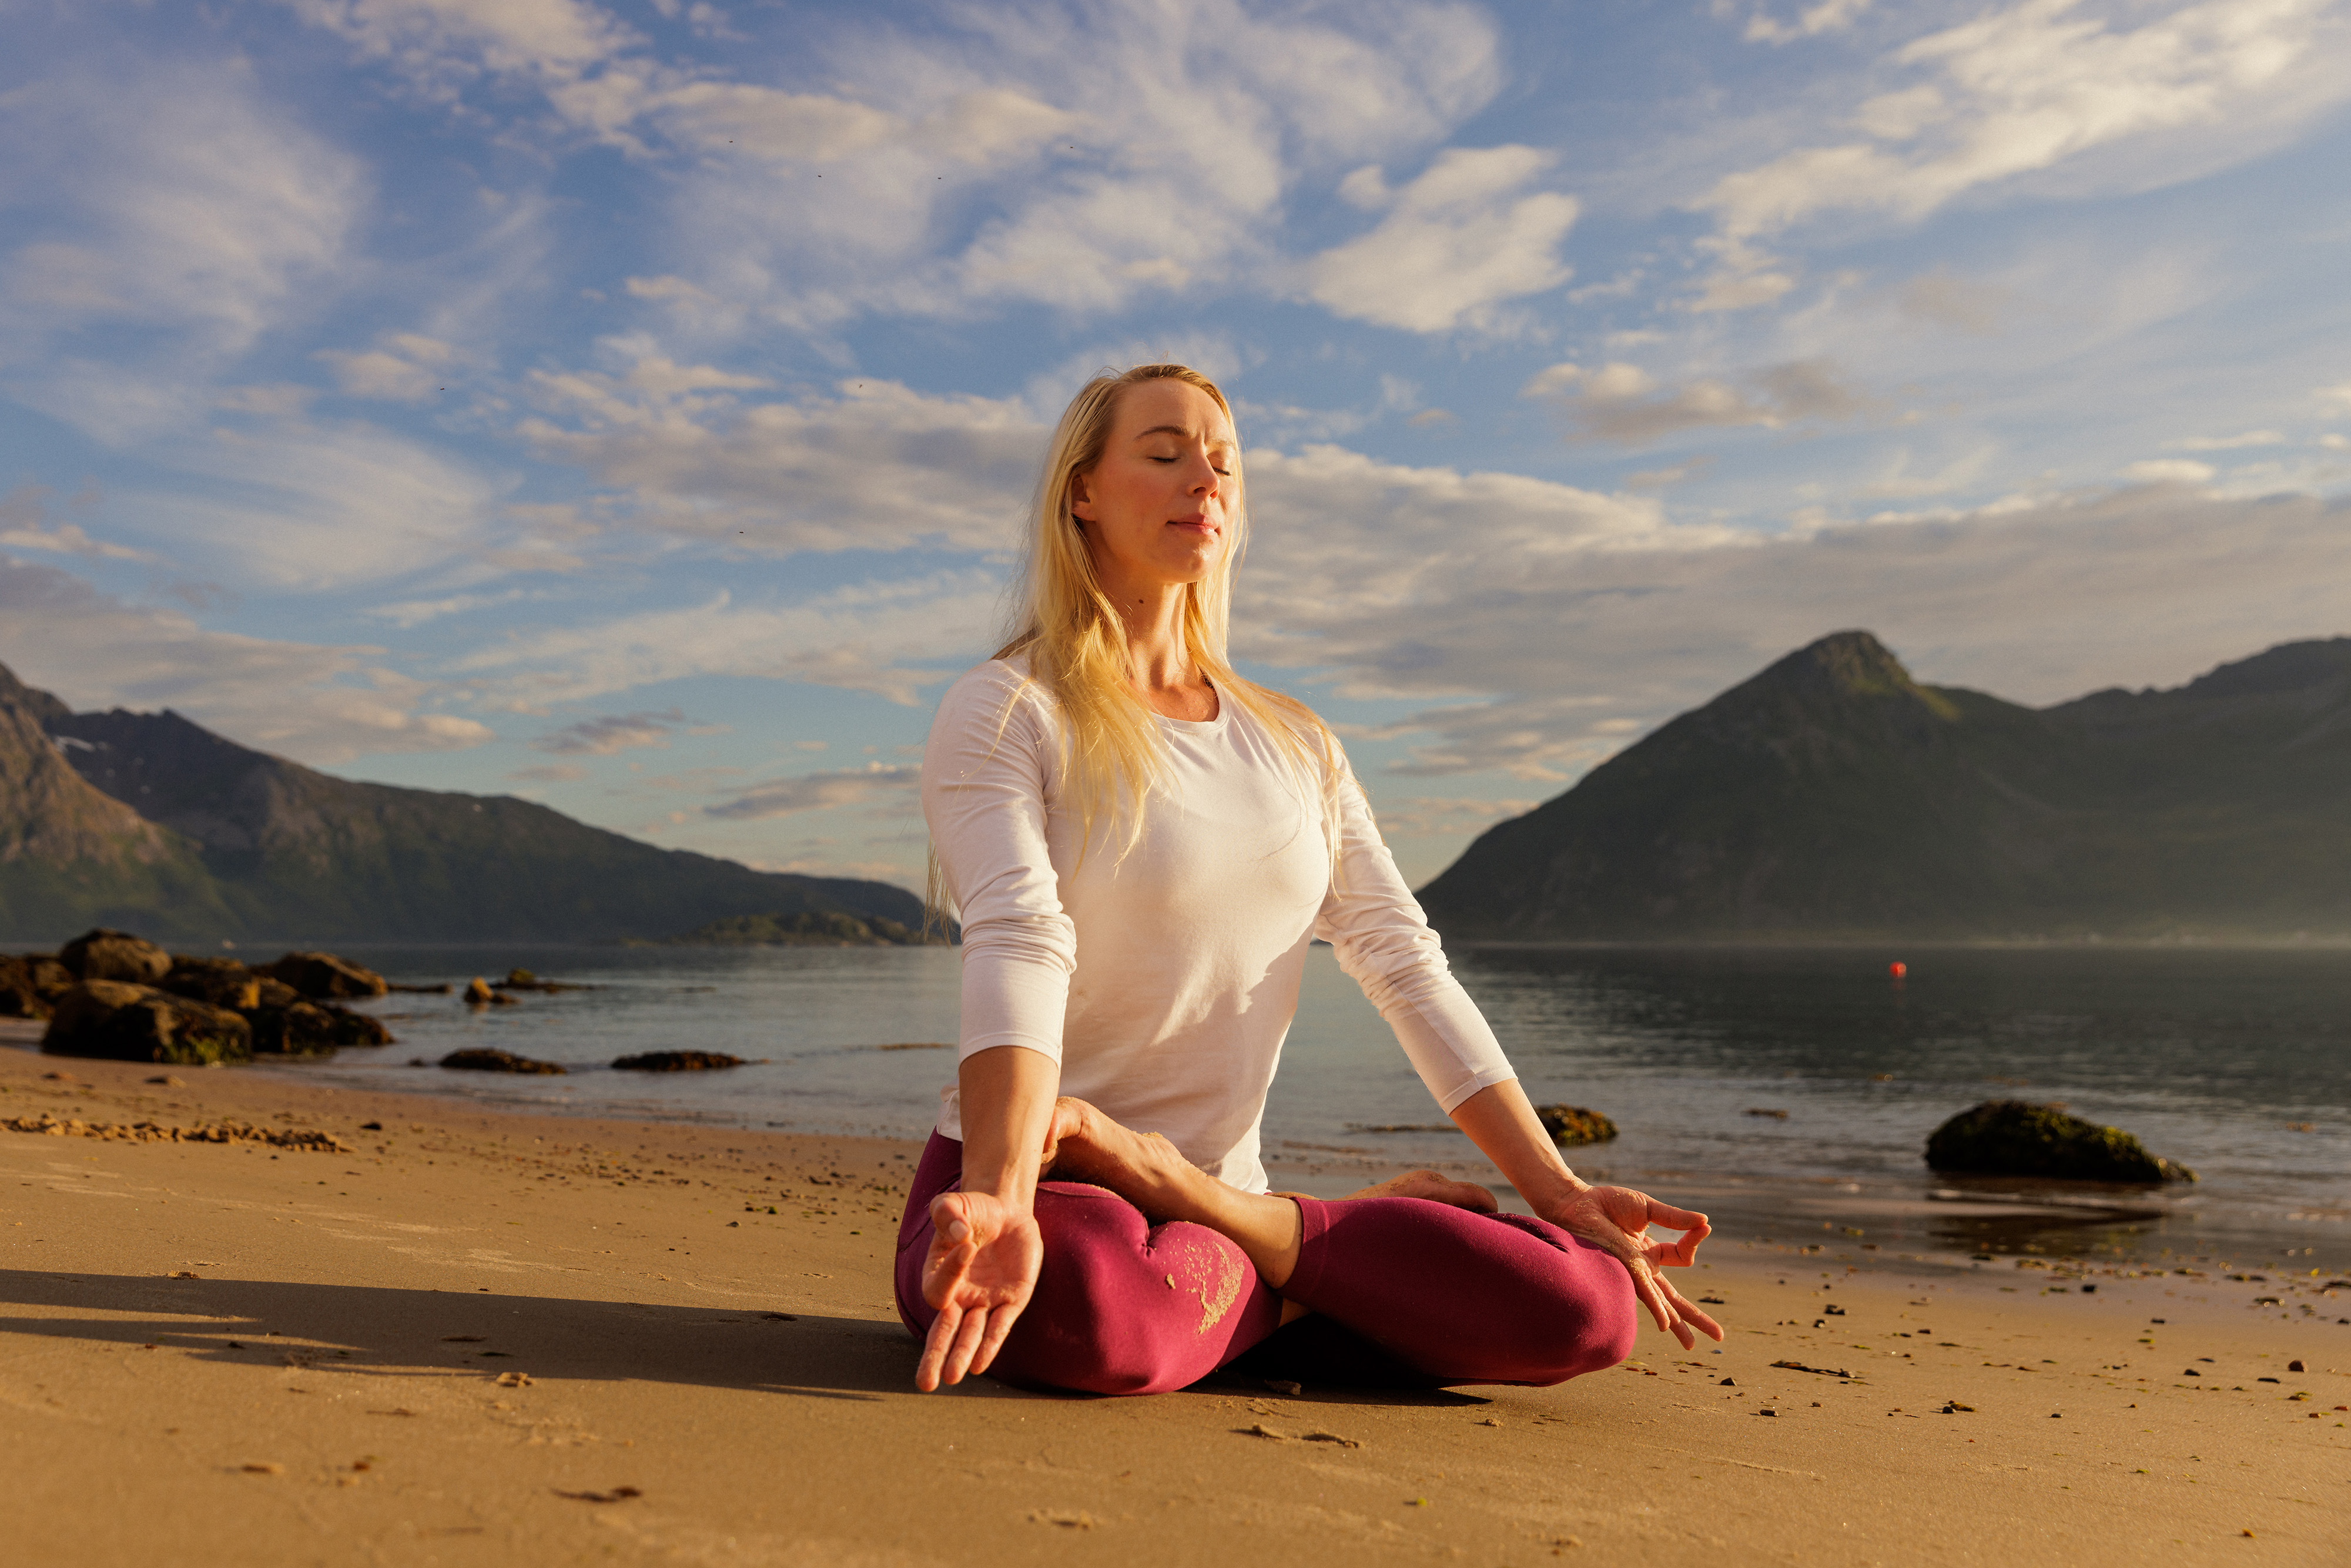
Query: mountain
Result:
<box><xmin>0</xmin><ymin>664</ymin><xmax>926</xmax><ymax>946</ymax></box>
<box><xmin>1415</xmin><ymin>631</ymin><xmax>2351</xmax><ymax>942</ymax></box>
<box><xmin>0</xmin><ymin>666</ymin><xmax>238</xmax><ymax>939</ymax></box>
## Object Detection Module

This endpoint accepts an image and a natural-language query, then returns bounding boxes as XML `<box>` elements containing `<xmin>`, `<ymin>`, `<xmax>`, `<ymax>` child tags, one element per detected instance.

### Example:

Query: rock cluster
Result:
<box><xmin>1924</xmin><ymin>1100</ymin><xmax>2196</xmax><ymax>1183</ymax></box>
<box><xmin>1535</xmin><ymin>1104</ymin><xmax>1620</xmax><ymax>1145</ymax></box>
<box><xmin>25</xmin><ymin>929</ymin><xmax>395</xmax><ymax>1065</ymax></box>
<box><xmin>440</xmin><ymin>1048</ymin><xmax>565</xmax><ymax>1074</ymax></box>
<box><xmin>611</xmin><ymin>1050</ymin><xmax>746</xmax><ymax>1071</ymax></box>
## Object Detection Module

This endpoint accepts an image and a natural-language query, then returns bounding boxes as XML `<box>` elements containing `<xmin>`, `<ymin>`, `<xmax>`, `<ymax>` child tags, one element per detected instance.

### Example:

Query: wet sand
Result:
<box><xmin>2</xmin><ymin>1036</ymin><xmax>2344</xmax><ymax>1566</ymax></box>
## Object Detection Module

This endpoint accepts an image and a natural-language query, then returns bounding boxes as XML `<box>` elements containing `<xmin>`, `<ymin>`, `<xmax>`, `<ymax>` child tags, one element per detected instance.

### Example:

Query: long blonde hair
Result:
<box><xmin>929</xmin><ymin>364</ymin><xmax>1342</xmax><ymax>925</ymax></box>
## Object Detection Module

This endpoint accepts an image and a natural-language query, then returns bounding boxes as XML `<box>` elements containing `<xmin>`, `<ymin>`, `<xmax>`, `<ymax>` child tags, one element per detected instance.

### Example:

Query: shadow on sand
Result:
<box><xmin>0</xmin><ymin>1269</ymin><xmax>1500</xmax><ymax>1409</ymax></box>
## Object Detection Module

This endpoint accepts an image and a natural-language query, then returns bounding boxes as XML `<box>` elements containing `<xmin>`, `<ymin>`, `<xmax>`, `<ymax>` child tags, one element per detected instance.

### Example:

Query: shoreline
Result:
<box><xmin>4</xmin><ymin>1042</ymin><xmax>2346</xmax><ymax>1565</ymax></box>
<box><xmin>16</xmin><ymin>1015</ymin><xmax>2340</xmax><ymax>1276</ymax></box>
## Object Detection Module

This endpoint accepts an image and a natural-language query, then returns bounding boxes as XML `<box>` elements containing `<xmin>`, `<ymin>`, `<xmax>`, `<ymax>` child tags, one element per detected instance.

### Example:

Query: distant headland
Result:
<box><xmin>0</xmin><ymin>662</ymin><xmax>929</xmax><ymax>947</ymax></box>
<box><xmin>1416</xmin><ymin>631</ymin><xmax>2351</xmax><ymax>943</ymax></box>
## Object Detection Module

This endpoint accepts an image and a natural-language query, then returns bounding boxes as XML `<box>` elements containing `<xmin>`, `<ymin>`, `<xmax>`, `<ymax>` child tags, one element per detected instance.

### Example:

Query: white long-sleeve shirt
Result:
<box><xmin>922</xmin><ymin>659</ymin><xmax>1517</xmax><ymax>1194</ymax></box>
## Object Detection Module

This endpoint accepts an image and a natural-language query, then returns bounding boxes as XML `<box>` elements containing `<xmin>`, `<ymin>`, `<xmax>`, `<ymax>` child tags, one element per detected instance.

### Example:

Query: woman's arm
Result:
<box><xmin>1449</xmin><ymin>1079</ymin><xmax>1723</xmax><ymax>1349</ymax></box>
<box><xmin>915</xmin><ymin>1043</ymin><xmax>1059</xmax><ymax>1390</ymax></box>
<box><xmin>915</xmin><ymin>666</ymin><xmax>1080</xmax><ymax>1390</ymax></box>
<box><xmin>1310</xmin><ymin>753</ymin><xmax>1721</xmax><ymax>1346</ymax></box>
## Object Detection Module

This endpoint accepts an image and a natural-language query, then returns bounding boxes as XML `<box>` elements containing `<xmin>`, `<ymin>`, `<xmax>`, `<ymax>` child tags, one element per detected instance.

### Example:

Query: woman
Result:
<box><xmin>901</xmin><ymin>363</ymin><xmax>1721</xmax><ymax>1396</ymax></box>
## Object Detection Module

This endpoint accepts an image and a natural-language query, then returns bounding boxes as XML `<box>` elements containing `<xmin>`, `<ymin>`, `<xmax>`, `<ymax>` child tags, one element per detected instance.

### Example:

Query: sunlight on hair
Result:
<box><xmin>927</xmin><ymin>364</ymin><xmax>1344</xmax><ymax>931</ymax></box>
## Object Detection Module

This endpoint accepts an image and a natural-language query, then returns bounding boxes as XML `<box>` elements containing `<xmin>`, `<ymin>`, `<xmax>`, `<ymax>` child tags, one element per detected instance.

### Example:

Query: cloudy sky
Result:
<box><xmin>4</xmin><ymin>0</ymin><xmax>2350</xmax><ymax>890</ymax></box>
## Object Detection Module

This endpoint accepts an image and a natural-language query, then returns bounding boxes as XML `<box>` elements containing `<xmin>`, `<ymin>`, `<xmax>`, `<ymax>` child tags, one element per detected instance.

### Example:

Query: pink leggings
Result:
<box><xmin>893</xmin><ymin>1133</ymin><xmax>1639</xmax><ymax>1396</ymax></box>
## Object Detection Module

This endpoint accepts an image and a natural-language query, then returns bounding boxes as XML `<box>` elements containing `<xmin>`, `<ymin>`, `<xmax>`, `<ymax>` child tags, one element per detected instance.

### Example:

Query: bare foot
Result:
<box><xmin>1039</xmin><ymin>1097</ymin><xmax>1201</xmax><ymax>1219</ymax></box>
<box><xmin>1342</xmin><ymin>1169</ymin><xmax>1499</xmax><ymax>1212</ymax></box>
<box><xmin>1042</xmin><ymin>1098</ymin><xmax>1305</xmax><ymax>1288</ymax></box>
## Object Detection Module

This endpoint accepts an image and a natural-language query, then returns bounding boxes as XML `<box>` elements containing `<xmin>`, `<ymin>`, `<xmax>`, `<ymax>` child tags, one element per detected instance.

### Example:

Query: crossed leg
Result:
<box><xmin>895</xmin><ymin>1101</ymin><xmax>1640</xmax><ymax>1396</ymax></box>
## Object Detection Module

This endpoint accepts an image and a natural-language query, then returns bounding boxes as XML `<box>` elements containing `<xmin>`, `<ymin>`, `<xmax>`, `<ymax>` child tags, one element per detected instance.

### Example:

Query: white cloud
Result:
<box><xmin>0</xmin><ymin>558</ymin><xmax>491</xmax><ymax>765</ymax></box>
<box><xmin>283</xmin><ymin>0</ymin><xmax>635</xmax><ymax>88</ymax></box>
<box><xmin>366</xmin><ymin>588</ymin><xmax>533</xmax><ymax>629</ymax></box>
<box><xmin>2171</xmin><ymin>430</ymin><xmax>2284</xmax><ymax>451</ymax></box>
<box><xmin>1859</xmin><ymin>445</ymin><xmax>1996</xmax><ymax>498</ymax></box>
<box><xmin>702</xmin><ymin>763</ymin><xmax>920</xmax><ymax>820</ymax></box>
<box><xmin>0</xmin><ymin>62</ymin><xmax>360</xmax><ymax>398</ymax></box>
<box><xmin>1234</xmin><ymin>458</ymin><xmax>2351</xmax><ymax>779</ymax></box>
<box><xmin>1692</xmin><ymin>0</ymin><xmax>2351</xmax><ymax>309</ymax></box>
<box><xmin>1306</xmin><ymin>146</ymin><xmax>1579</xmax><ymax>333</ymax></box>
<box><xmin>2121</xmin><ymin>458</ymin><xmax>2216</xmax><ymax>484</ymax></box>
<box><xmin>1744</xmin><ymin>0</ymin><xmax>1875</xmax><ymax>46</ymax></box>
<box><xmin>521</xmin><ymin>366</ymin><xmax>1043</xmax><ymax>554</ymax></box>
<box><xmin>2317</xmin><ymin>380</ymin><xmax>2351</xmax><ymax>414</ymax></box>
<box><xmin>134</xmin><ymin>417</ymin><xmax>509</xmax><ymax>590</ymax></box>
<box><xmin>287</xmin><ymin>0</ymin><xmax>1505</xmax><ymax>327</ymax></box>
<box><xmin>445</xmin><ymin>569</ymin><xmax>1003</xmax><ymax>711</ymax></box>
<box><xmin>316</xmin><ymin>334</ymin><xmax>461</xmax><ymax>402</ymax></box>
<box><xmin>532</xmin><ymin>709</ymin><xmax>686</xmax><ymax>755</ymax></box>
<box><xmin>1521</xmin><ymin>358</ymin><xmax>1868</xmax><ymax>445</ymax></box>
<box><xmin>0</xmin><ymin>486</ymin><xmax>158</xmax><ymax>563</ymax></box>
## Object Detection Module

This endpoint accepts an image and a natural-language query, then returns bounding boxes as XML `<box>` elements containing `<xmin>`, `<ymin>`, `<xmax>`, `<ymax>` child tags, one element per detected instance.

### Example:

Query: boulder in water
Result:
<box><xmin>1535</xmin><ymin>1104</ymin><xmax>1619</xmax><ymax>1145</ymax></box>
<box><xmin>612</xmin><ymin>1050</ymin><xmax>746</xmax><ymax>1071</ymax></box>
<box><xmin>59</xmin><ymin>929</ymin><xmax>172</xmax><ymax>985</ymax></box>
<box><xmin>463</xmin><ymin>977</ymin><xmax>518</xmax><ymax>1006</ymax></box>
<box><xmin>41</xmin><ymin>980</ymin><xmax>253</xmax><ymax>1065</ymax></box>
<box><xmin>258</xmin><ymin>951</ymin><xmax>388</xmax><ymax>1000</ymax></box>
<box><xmin>159</xmin><ymin>957</ymin><xmax>261</xmax><ymax>1011</ymax></box>
<box><xmin>250</xmin><ymin>1001</ymin><xmax>394</xmax><ymax>1055</ymax></box>
<box><xmin>0</xmin><ymin>955</ymin><xmax>47</xmax><ymax>1018</ymax></box>
<box><xmin>1925</xmin><ymin>1100</ymin><xmax>2195</xmax><ymax>1183</ymax></box>
<box><xmin>440</xmin><ymin>1047</ymin><xmax>565</xmax><ymax>1074</ymax></box>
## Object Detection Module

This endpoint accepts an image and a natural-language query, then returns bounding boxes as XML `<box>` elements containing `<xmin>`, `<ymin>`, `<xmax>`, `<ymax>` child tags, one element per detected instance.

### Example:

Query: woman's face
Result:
<box><xmin>1071</xmin><ymin>378</ymin><xmax>1237</xmax><ymax>593</ymax></box>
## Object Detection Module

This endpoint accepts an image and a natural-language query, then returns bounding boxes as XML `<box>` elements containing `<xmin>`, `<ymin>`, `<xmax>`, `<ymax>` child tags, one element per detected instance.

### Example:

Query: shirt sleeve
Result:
<box><xmin>1312</xmin><ymin>748</ymin><xmax>1518</xmax><ymax>1113</ymax></box>
<box><xmin>922</xmin><ymin>665</ymin><xmax>1076</xmax><ymax>1068</ymax></box>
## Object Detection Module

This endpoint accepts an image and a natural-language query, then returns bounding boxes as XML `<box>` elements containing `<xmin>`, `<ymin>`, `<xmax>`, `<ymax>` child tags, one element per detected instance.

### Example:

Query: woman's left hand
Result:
<box><xmin>1538</xmin><ymin>1184</ymin><xmax>1724</xmax><ymax>1349</ymax></box>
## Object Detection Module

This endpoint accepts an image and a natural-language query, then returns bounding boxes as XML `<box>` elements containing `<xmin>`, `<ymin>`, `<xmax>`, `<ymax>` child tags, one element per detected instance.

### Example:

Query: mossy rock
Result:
<box><xmin>41</xmin><ymin>980</ymin><xmax>252</xmax><ymax>1065</ymax></box>
<box><xmin>1925</xmin><ymin>1100</ymin><xmax>2195</xmax><ymax>1184</ymax></box>
<box><xmin>1535</xmin><ymin>1104</ymin><xmax>1619</xmax><ymax>1145</ymax></box>
<box><xmin>440</xmin><ymin>1047</ymin><xmax>565</xmax><ymax>1075</ymax></box>
<box><xmin>612</xmin><ymin>1050</ymin><xmax>745</xmax><ymax>1071</ymax></box>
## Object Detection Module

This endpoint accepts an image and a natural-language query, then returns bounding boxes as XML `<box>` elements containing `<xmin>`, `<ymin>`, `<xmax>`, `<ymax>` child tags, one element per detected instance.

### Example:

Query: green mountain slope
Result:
<box><xmin>0</xmin><ymin>668</ymin><xmax>237</xmax><ymax>940</ymax></box>
<box><xmin>0</xmin><ymin>664</ymin><xmax>926</xmax><ymax>946</ymax></box>
<box><xmin>1415</xmin><ymin>631</ymin><xmax>2351</xmax><ymax>942</ymax></box>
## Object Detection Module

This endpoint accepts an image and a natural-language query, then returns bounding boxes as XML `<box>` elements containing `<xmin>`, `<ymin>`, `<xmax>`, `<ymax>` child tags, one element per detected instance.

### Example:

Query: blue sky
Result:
<box><xmin>4</xmin><ymin>0</ymin><xmax>2350</xmax><ymax>892</ymax></box>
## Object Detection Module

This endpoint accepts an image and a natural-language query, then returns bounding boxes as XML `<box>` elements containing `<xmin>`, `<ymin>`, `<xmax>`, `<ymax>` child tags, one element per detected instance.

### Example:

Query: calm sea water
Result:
<box><xmin>284</xmin><ymin>943</ymin><xmax>2351</xmax><ymax>1269</ymax></box>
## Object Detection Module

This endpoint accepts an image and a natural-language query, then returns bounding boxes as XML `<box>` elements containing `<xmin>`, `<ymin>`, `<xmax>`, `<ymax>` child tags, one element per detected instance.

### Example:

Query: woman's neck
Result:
<box><xmin>1101</xmin><ymin>580</ymin><xmax>1217</xmax><ymax>721</ymax></box>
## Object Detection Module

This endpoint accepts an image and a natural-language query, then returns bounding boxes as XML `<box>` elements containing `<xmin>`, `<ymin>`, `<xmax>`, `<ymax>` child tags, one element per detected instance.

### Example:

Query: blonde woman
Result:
<box><xmin>900</xmin><ymin>364</ymin><xmax>1722</xmax><ymax>1394</ymax></box>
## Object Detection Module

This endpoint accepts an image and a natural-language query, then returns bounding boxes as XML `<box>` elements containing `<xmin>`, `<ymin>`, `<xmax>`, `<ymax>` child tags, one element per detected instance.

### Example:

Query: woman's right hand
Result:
<box><xmin>915</xmin><ymin>1188</ymin><xmax>1044</xmax><ymax>1391</ymax></box>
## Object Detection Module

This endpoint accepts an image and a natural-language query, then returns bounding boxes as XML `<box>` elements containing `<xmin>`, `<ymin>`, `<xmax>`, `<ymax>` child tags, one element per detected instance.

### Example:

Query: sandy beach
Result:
<box><xmin>2</xmin><ymin>1031</ymin><xmax>2343</xmax><ymax>1567</ymax></box>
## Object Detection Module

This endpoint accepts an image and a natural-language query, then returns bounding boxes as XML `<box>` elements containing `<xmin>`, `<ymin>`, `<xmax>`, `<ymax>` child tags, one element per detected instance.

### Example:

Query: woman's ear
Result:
<box><xmin>1069</xmin><ymin>467</ymin><xmax>1095</xmax><ymax>522</ymax></box>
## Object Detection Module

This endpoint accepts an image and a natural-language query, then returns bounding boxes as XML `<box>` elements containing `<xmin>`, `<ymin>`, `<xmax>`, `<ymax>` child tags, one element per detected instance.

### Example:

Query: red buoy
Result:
<box><xmin>1888</xmin><ymin>961</ymin><xmax>1908</xmax><ymax>979</ymax></box>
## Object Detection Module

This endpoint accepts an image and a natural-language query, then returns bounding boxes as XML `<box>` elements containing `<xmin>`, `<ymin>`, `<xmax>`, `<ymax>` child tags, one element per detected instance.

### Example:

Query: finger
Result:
<box><xmin>967</xmin><ymin>1295</ymin><xmax>1024</xmax><ymax>1378</ymax></box>
<box><xmin>1660</xmin><ymin>1278</ymin><xmax>1726</xmax><ymax>1342</ymax></box>
<box><xmin>1627</xmin><ymin>1257</ymin><xmax>1675</xmax><ymax>1336</ymax></box>
<box><xmin>1650</xmin><ymin>1217</ymin><xmax>1712</xmax><ymax>1268</ymax></box>
<box><xmin>1640</xmin><ymin>1198</ymin><xmax>1709</xmax><ymax>1231</ymax></box>
<box><xmin>916</xmin><ymin>1303</ymin><xmax>963</xmax><ymax>1392</ymax></box>
<box><xmin>941</xmin><ymin>1301</ymin><xmax>991</xmax><ymax>1386</ymax></box>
